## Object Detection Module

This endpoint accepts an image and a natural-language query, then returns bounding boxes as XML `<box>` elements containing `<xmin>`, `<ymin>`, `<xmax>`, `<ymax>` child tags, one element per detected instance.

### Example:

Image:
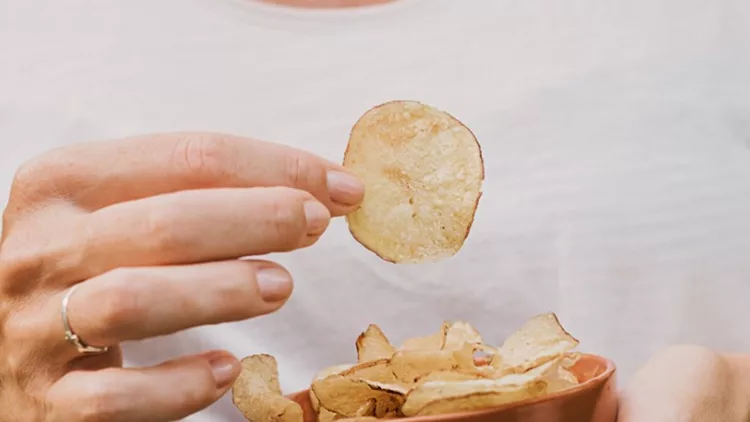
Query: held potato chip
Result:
<box><xmin>493</xmin><ymin>312</ymin><xmax>579</xmax><ymax>374</ymax></box>
<box><xmin>357</xmin><ymin>325</ymin><xmax>396</xmax><ymax>363</ymax></box>
<box><xmin>232</xmin><ymin>354</ymin><xmax>303</xmax><ymax>422</ymax></box>
<box><xmin>343</xmin><ymin>100</ymin><xmax>484</xmax><ymax>264</ymax></box>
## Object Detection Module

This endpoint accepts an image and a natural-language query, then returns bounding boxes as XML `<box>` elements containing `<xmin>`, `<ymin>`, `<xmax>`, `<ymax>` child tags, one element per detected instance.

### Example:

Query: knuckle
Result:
<box><xmin>2</xmin><ymin>309</ymin><xmax>37</xmax><ymax>344</ymax></box>
<box><xmin>94</xmin><ymin>269</ymin><xmax>141</xmax><ymax>331</ymax></box>
<box><xmin>143</xmin><ymin>205</ymin><xmax>183</xmax><ymax>252</ymax></box>
<box><xmin>266</xmin><ymin>192</ymin><xmax>307</xmax><ymax>250</ymax></box>
<box><xmin>173</xmin><ymin>135</ymin><xmax>228</xmax><ymax>180</ymax></box>
<box><xmin>75</xmin><ymin>378</ymin><xmax>119</xmax><ymax>422</ymax></box>
<box><xmin>10</xmin><ymin>148</ymin><xmax>71</xmax><ymax>200</ymax></box>
<box><xmin>0</xmin><ymin>242</ymin><xmax>45</xmax><ymax>296</ymax></box>
<box><xmin>11</xmin><ymin>155</ymin><xmax>50</xmax><ymax>196</ymax></box>
<box><xmin>282</xmin><ymin>150</ymin><xmax>318</xmax><ymax>189</ymax></box>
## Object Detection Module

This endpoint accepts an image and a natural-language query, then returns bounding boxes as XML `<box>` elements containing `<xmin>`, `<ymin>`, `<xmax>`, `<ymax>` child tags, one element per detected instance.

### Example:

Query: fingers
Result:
<box><xmin>8</xmin><ymin>132</ymin><xmax>364</xmax><ymax>218</ymax></box>
<box><xmin>46</xmin><ymin>350</ymin><xmax>240</xmax><ymax>422</ymax></box>
<box><xmin>46</xmin><ymin>260</ymin><xmax>292</xmax><ymax>353</ymax></box>
<box><xmin>17</xmin><ymin>186</ymin><xmax>329</xmax><ymax>285</ymax></box>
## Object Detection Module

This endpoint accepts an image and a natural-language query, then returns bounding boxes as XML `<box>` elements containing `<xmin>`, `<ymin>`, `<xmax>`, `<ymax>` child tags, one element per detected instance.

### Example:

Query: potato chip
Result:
<box><xmin>415</xmin><ymin>370</ymin><xmax>488</xmax><ymax>384</ymax></box>
<box><xmin>319</xmin><ymin>408</ymin><xmax>338</xmax><ymax>422</ymax></box>
<box><xmin>400</xmin><ymin>323</ymin><xmax>449</xmax><ymax>351</ymax></box>
<box><xmin>312</xmin><ymin>375</ymin><xmax>407</xmax><ymax>418</ymax></box>
<box><xmin>388</xmin><ymin>346</ymin><xmax>475</xmax><ymax>384</ymax></box>
<box><xmin>335</xmin><ymin>418</ymin><xmax>380</xmax><ymax>422</ymax></box>
<box><xmin>310</xmin><ymin>365</ymin><xmax>353</xmax><ymax>413</ymax></box>
<box><xmin>401</xmin><ymin>375</ymin><xmax>547</xmax><ymax>417</ymax></box>
<box><xmin>357</xmin><ymin>325</ymin><xmax>396</xmax><ymax>363</ymax></box>
<box><xmin>545</xmin><ymin>353</ymin><xmax>582</xmax><ymax>393</ymax></box>
<box><xmin>343</xmin><ymin>100</ymin><xmax>484</xmax><ymax>264</ymax></box>
<box><xmin>442</xmin><ymin>321</ymin><xmax>484</xmax><ymax>351</ymax></box>
<box><xmin>340</xmin><ymin>359</ymin><xmax>395</xmax><ymax>384</ymax></box>
<box><xmin>408</xmin><ymin>387</ymin><xmax>544</xmax><ymax>417</ymax></box>
<box><xmin>473</xmin><ymin>343</ymin><xmax>500</xmax><ymax>365</ymax></box>
<box><xmin>493</xmin><ymin>312</ymin><xmax>579</xmax><ymax>374</ymax></box>
<box><xmin>543</xmin><ymin>361</ymin><xmax>580</xmax><ymax>393</ymax></box>
<box><xmin>232</xmin><ymin>355</ymin><xmax>303</xmax><ymax>422</ymax></box>
<box><xmin>355</xmin><ymin>399</ymin><xmax>377</xmax><ymax>417</ymax></box>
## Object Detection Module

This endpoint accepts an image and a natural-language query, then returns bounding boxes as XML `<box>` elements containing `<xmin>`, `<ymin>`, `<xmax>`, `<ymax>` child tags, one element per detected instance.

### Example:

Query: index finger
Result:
<box><xmin>8</xmin><ymin>132</ymin><xmax>364</xmax><ymax>215</ymax></box>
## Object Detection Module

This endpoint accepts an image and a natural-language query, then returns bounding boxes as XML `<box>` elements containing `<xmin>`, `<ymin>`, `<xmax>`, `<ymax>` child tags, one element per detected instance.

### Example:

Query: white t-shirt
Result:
<box><xmin>2</xmin><ymin>1</ymin><xmax>750</xmax><ymax>420</ymax></box>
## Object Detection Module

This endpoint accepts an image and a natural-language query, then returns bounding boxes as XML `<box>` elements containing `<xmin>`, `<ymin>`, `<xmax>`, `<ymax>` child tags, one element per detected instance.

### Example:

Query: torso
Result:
<box><xmin>2</xmin><ymin>1</ymin><xmax>750</xmax><ymax>420</ymax></box>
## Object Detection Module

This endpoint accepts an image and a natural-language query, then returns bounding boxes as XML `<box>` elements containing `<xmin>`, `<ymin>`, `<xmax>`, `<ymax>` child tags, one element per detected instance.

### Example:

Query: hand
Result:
<box><xmin>0</xmin><ymin>132</ymin><xmax>365</xmax><ymax>422</ymax></box>
<box><xmin>618</xmin><ymin>345</ymin><xmax>750</xmax><ymax>422</ymax></box>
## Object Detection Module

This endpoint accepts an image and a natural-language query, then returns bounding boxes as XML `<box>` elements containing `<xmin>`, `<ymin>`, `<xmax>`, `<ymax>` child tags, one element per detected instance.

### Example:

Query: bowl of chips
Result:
<box><xmin>232</xmin><ymin>313</ymin><xmax>617</xmax><ymax>422</ymax></box>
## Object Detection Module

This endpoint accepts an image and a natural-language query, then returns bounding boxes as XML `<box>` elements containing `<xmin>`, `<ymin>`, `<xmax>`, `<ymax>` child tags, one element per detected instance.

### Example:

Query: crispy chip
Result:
<box><xmin>357</xmin><ymin>325</ymin><xmax>396</xmax><ymax>363</ymax></box>
<box><xmin>389</xmin><ymin>346</ymin><xmax>475</xmax><ymax>384</ymax></box>
<box><xmin>493</xmin><ymin>312</ymin><xmax>579</xmax><ymax>374</ymax></box>
<box><xmin>319</xmin><ymin>408</ymin><xmax>338</xmax><ymax>422</ymax></box>
<box><xmin>343</xmin><ymin>100</ymin><xmax>484</xmax><ymax>264</ymax></box>
<box><xmin>355</xmin><ymin>399</ymin><xmax>377</xmax><ymax>417</ymax></box>
<box><xmin>544</xmin><ymin>353</ymin><xmax>581</xmax><ymax>393</ymax></box>
<box><xmin>409</xmin><ymin>387</ymin><xmax>544</xmax><ymax>417</ymax></box>
<box><xmin>310</xmin><ymin>365</ymin><xmax>353</xmax><ymax>413</ymax></box>
<box><xmin>340</xmin><ymin>359</ymin><xmax>395</xmax><ymax>384</ymax></box>
<box><xmin>443</xmin><ymin>321</ymin><xmax>484</xmax><ymax>351</ymax></box>
<box><xmin>416</xmin><ymin>370</ymin><xmax>488</xmax><ymax>384</ymax></box>
<box><xmin>400</xmin><ymin>323</ymin><xmax>449</xmax><ymax>351</ymax></box>
<box><xmin>232</xmin><ymin>355</ymin><xmax>303</xmax><ymax>422</ymax></box>
<box><xmin>312</xmin><ymin>375</ymin><xmax>407</xmax><ymax>418</ymax></box>
<box><xmin>401</xmin><ymin>375</ymin><xmax>547</xmax><ymax>417</ymax></box>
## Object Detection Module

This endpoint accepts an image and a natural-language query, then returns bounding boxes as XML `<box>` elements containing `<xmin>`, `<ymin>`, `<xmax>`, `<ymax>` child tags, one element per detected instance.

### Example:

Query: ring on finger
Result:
<box><xmin>61</xmin><ymin>284</ymin><xmax>110</xmax><ymax>355</ymax></box>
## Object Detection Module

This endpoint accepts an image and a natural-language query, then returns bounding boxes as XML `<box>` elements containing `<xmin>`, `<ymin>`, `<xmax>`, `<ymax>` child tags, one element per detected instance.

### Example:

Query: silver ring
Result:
<box><xmin>61</xmin><ymin>284</ymin><xmax>109</xmax><ymax>355</ymax></box>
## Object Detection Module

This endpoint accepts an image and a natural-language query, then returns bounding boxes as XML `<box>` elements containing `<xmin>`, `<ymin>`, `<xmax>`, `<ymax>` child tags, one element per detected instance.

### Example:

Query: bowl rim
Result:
<box><xmin>289</xmin><ymin>353</ymin><xmax>616</xmax><ymax>422</ymax></box>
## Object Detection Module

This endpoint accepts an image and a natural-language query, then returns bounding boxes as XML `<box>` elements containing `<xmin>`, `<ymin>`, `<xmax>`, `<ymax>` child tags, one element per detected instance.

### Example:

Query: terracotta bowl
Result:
<box><xmin>286</xmin><ymin>354</ymin><xmax>617</xmax><ymax>422</ymax></box>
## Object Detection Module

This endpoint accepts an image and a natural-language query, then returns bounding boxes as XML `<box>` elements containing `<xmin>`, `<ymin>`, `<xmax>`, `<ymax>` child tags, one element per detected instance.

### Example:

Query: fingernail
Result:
<box><xmin>304</xmin><ymin>200</ymin><xmax>330</xmax><ymax>235</ymax></box>
<box><xmin>327</xmin><ymin>171</ymin><xmax>365</xmax><ymax>205</ymax></box>
<box><xmin>256</xmin><ymin>267</ymin><xmax>293</xmax><ymax>303</ymax></box>
<box><xmin>208</xmin><ymin>353</ymin><xmax>240</xmax><ymax>389</ymax></box>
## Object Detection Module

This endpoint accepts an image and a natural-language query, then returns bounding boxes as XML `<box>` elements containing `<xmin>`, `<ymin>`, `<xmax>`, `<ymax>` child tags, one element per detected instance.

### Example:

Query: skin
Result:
<box><xmin>0</xmin><ymin>132</ymin><xmax>366</xmax><ymax>421</ymax></box>
<box><xmin>618</xmin><ymin>345</ymin><xmax>750</xmax><ymax>422</ymax></box>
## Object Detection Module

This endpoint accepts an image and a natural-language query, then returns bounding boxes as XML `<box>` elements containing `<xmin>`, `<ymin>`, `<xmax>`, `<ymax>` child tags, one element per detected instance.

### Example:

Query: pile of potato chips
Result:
<box><xmin>232</xmin><ymin>313</ymin><xmax>583</xmax><ymax>422</ymax></box>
